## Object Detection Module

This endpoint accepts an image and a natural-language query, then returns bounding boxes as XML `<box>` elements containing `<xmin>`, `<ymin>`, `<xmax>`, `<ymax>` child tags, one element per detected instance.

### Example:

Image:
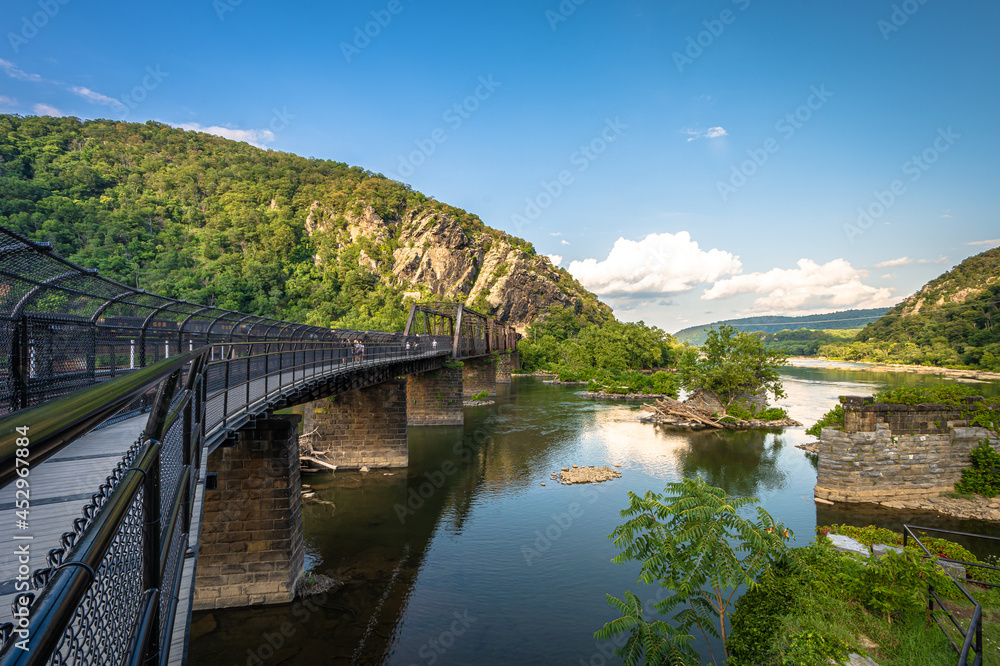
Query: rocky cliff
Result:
<box><xmin>306</xmin><ymin>203</ymin><xmax>611</xmax><ymax>330</ymax></box>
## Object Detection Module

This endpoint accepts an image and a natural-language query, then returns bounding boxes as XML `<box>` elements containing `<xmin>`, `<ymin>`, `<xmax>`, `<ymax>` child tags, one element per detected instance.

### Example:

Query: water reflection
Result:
<box><xmin>190</xmin><ymin>368</ymin><xmax>1000</xmax><ymax>665</ymax></box>
<box><xmin>673</xmin><ymin>429</ymin><xmax>787</xmax><ymax>496</ymax></box>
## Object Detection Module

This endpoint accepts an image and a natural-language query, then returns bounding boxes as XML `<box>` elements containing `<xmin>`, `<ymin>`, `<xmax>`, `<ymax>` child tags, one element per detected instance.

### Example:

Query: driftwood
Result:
<box><xmin>300</xmin><ymin>427</ymin><xmax>338</xmax><ymax>472</ymax></box>
<box><xmin>301</xmin><ymin>455</ymin><xmax>338</xmax><ymax>471</ymax></box>
<box><xmin>641</xmin><ymin>398</ymin><xmax>724</xmax><ymax>429</ymax></box>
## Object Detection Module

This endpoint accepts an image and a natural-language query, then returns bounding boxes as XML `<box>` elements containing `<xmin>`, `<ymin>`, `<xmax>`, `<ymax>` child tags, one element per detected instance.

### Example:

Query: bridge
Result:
<box><xmin>0</xmin><ymin>227</ymin><xmax>518</xmax><ymax>664</ymax></box>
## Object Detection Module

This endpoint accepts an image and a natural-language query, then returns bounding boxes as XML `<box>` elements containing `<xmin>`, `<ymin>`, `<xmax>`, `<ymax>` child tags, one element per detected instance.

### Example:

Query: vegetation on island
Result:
<box><xmin>595</xmin><ymin>479</ymin><xmax>1000</xmax><ymax>665</ymax></box>
<box><xmin>520</xmin><ymin>315</ymin><xmax>792</xmax><ymax>416</ymax></box>
<box><xmin>681</xmin><ymin>324</ymin><xmax>788</xmax><ymax>409</ymax></box>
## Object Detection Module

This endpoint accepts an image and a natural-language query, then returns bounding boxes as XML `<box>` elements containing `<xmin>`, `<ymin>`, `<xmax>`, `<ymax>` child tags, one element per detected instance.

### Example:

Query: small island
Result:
<box><xmin>640</xmin><ymin>325</ymin><xmax>800</xmax><ymax>430</ymax></box>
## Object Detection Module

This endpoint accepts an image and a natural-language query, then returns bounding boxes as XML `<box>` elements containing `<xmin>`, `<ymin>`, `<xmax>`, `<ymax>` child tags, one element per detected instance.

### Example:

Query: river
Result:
<box><xmin>188</xmin><ymin>365</ymin><xmax>1000</xmax><ymax>665</ymax></box>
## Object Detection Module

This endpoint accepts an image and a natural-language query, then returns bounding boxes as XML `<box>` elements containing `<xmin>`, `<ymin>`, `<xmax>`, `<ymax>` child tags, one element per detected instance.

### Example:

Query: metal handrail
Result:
<box><xmin>0</xmin><ymin>223</ymin><xmax>519</xmax><ymax>664</ymax></box>
<box><xmin>903</xmin><ymin>525</ymin><xmax>988</xmax><ymax>666</ymax></box>
<box><xmin>0</xmin><ymin>348</ymin><xmax>205</xmax><ymax>488</ymax></box>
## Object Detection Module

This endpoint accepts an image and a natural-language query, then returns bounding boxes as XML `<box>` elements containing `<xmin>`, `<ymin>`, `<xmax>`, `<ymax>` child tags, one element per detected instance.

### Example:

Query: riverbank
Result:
<box><xmin>789</xmin><ymin>357</ymin><xmax>1000</xmax><ymax>382</ymax></box>
<box><xmin>815</xmin><ymin>493</ymin><xmax>1000</xmax><ymax>523</ymax></box>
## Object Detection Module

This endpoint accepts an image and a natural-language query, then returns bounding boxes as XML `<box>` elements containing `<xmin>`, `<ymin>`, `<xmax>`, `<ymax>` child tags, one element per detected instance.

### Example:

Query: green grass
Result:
<box><xmin>728</xmin><ymin>533</ymin><xmax>1000</xmax><ymax>665</ymax></box>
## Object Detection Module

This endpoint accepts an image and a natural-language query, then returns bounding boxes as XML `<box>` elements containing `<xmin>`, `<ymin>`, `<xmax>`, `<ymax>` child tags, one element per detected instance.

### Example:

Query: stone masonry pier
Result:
<box><xmin>303</xmin><ymin>378</ymin><xmax>409</xmax><ymax>468</ymax></box>
<box><xmin>462</xmin><ymin>356</ymin><xmax>496</xmax><ymax>397</ymax></box>
<box><xmin>815</xmin><ymin>396</ymin><xmax>999</xmax><ymax>503</ymax></box>
<box><xmin>193</xmin><ymin>414</ymin><xmax>305</xmax><ymax>610</ymax></box>
<box><xmin>407</xmin><ymin>366</ymin><xmax>464</xmax><ymax>426</ymax></box>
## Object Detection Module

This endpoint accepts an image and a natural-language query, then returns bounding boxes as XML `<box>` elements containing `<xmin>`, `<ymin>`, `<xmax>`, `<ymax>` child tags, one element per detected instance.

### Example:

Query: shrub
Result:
<box><xmin>755</xmin><ymin>407</ymin><xmax>789</xmax><ymax>421</ymax></box>
<box><xmin>805</xmin><ymin>404</ymin><xmax>844</xmax><ymax>438</ymax></box>
<box><xmin>955</xmin><ymin>439</ymin><xmax>1000</xmax><ymax>498</ymax></box>
<box><xmin>727</xmin><ymin>569</ymin><xmax>796</xmax><ymax>665</ymax></box>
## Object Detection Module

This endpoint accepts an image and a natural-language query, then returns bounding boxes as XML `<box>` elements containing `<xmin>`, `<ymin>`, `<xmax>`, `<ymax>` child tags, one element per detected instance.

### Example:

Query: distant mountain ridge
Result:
<box><xmin>674</xmin><ymin>308</ymin><xmax>891</xmax><ymax>346</ymax></box>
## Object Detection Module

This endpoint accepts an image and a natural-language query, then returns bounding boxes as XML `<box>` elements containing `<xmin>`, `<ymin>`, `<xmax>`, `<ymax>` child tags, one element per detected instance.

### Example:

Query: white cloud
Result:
<box><xmin>560</xmin><ymin>239</ymin><xmax>569</xmax><ymax>246</ymax></box>
<box><xmin>70</xmin><ymin>86</ymin><xmax>124</xmax><ymax>109</ymax></box>
<box><xmin>0</xmin><ymin>59</ymin><xmax>43</xmax><ymax>82</ymax></box>
<box><xmin>550</xmin><ymin>232</ymin><xmax>562</xmax><ymax>237</ymax></box>
<box><xmin>968</xmin><ymin>238</ymin><xmax>1000</xmax><ymax>247</ymax></box>
<box><xmin>33</xmin><ymin>103</ymin><xmax>62</xmax><ymax>116</ymax></box>
<box><xmin>881</xmin><ymin>273</ymin><xmax>892</xmax><ymax>279</ymax></box>
<box><xmin>874</xmin><ymin>256</ymin><xmax>912</xmax><ymax>268</ymax></box>
<box><xmin>568</xmin><ymin>232</ymin><xmax>742</xmax><ymax>295</ymax></box>
<box><xmin>546</xmin><ymin>254</ymin><xmax>563</xmax><ymax>267</ymax></box>
<box><xmin>681</xmin><ymin>126</ymin><xmax>728</xmax><ymax>142</ymax></box>
<box><xmin>0</xmin><ymin>95</ymin><xmax>16</xmax><ymax>108</ymax></box>
<box><xmin>918</xmin><ymin>255</ymin><xmax>949</xmax><ymax>264</ymax></box>
<box><xmin>174</xmin><ymin>122</ymin><xmax>276</xmax><ymax>148</ymax></box>
<box><xmin>702</xmin><ymin>258</ymin><xmax>898</xmax><ymax>313</ymax></box>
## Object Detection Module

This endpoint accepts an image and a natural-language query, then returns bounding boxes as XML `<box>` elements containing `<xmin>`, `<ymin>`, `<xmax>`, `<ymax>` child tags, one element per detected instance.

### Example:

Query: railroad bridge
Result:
<box><xmin>0</xmin><ymin>227</ymin><xmax>519</xmax><ymax>664</ymax></box>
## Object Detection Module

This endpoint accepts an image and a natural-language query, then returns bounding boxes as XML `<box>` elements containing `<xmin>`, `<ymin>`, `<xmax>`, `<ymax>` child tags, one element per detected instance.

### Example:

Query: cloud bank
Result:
<box><xmin>702</xmin><ymin>258</ymin><xmax>898</xmax><ymax>312</ymax></box>
<box><xmin>568</xmin><ymin>232</ymin><xmax>742</xmax><ymax>295</ymax></box>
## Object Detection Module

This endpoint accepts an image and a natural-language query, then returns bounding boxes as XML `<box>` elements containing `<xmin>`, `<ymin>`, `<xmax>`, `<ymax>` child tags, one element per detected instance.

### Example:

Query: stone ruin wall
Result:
<box><xmin>815</xmin><ymin>396</ymin><xmax>998</xmax><ymax>503</ymax></box>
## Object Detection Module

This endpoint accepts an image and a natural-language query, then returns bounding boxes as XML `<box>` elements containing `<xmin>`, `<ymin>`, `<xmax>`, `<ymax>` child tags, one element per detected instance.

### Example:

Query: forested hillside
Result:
<box><xmin>0</xmin><ymin>115</ymin><xmax>611</xmax><ymax>331</ymax></box>
<box><xmin>825</xmin><ymin>248</ymin><xmax>1000</xmax><ymax>369</ymax></box>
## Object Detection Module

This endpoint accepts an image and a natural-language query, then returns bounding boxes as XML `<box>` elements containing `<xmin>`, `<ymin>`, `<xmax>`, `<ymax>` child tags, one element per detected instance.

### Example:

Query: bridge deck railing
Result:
<box><xmin>0</xmin><ymin>224</ymin><xmax>519</xmax><ymax>665</ymax></box>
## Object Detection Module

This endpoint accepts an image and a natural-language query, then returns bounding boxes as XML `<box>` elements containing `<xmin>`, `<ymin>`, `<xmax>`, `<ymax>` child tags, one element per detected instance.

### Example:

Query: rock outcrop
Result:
<box><xmin>304</xmin><ymin>203</ymin><xmax>611</xmax><ymax>330</ymax></box>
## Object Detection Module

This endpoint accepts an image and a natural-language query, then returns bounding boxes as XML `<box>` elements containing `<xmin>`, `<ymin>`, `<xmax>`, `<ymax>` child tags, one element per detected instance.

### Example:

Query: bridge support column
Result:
<box><xmin>193</xmin><ymin>414</ymin><xmax>304</xmax><ymax>610</ymax></box>
<box><xmin>303</xmin><ymin>378</ymin><xmax>408</xmax><ymax>467</ymax></box>
<box><xmin>407</xmin><ymin>366</ymin><xmax>463</xmax><ymax>425</ymax></box>
<box><xmin>495</xmin><ymin>353</ymin><xmax>512</xmax><ymax>384</ymax></box>
<box><xmin>462</xmin><ymin>356</ymin><xmax>496</xmax><ymax>397</ymax></box>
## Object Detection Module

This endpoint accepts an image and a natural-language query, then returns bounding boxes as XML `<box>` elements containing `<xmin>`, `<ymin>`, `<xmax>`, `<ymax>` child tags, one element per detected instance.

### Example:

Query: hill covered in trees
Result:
<box><xmin>824</xmin><ymin>248</ymin><xmax>1000</xmax><ymax>370</ymax></box>
<box><xmin>674</xmin><ymin>309</ymin><xmax>889</xmax><ymax>346</ymax></box>
<box><xmin>0</xmin><ymin>114</ymin><xmax>611</xmax><ymax>331</ymax></box>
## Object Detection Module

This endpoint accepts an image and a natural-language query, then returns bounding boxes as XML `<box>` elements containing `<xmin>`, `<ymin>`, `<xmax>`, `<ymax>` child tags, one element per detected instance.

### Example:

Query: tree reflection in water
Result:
<box><xmin>672</xmin><ymin>427</ymin><xmax>788</xmax><ymax>496</ymax></box>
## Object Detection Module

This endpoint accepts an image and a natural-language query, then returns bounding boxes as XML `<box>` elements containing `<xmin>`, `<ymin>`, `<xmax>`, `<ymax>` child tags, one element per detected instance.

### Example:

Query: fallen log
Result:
<box><xmin>301</xmin><ymin>455</ymin><xmax>338</xmax><ymax>472</ymax></box>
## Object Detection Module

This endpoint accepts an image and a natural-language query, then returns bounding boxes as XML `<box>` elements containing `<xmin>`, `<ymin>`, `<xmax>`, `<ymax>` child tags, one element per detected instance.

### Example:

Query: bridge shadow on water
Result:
<box><xmin>188</xmin><ymin>398</ymin><xmax>517</xmax><ymax>665</ymax></box>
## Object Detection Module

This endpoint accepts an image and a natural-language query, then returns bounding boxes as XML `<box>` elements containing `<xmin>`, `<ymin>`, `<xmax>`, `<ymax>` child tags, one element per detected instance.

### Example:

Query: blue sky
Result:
<box><xmin>2</xmin><ymin>0</ymin><xmax>998</xmax><ymax>332</ymax></box>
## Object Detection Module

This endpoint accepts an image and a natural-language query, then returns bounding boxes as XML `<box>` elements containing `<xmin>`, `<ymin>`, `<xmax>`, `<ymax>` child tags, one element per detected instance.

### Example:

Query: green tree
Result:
<box><xmin>596</xmin><ymin>477</ymin><xmax>793</xmax><ymax>665</ymax></box>
<box><xmin>683</xmin><ymin>324</ymin><xmax>788</xmax><ymax>408</ymax></box>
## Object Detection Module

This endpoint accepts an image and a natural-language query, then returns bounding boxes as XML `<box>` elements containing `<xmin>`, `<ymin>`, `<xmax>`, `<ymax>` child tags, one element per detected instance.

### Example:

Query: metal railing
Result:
<box><xmin>903</xmin><ymin>524</ymin><xmax>1000</xmax><ymax>666</ymax></box>
<box><xmin>0</xmin><ymin>224</ymin><xmax>519</xmax><ymax>664</ymax></box>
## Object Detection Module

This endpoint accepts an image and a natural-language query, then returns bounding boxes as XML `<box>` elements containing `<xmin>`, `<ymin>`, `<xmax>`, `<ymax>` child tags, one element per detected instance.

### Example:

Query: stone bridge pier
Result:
<box><xmin>462</xmin><ymin>357</ymin><xmax>497</xmax><ymax>397</ymax></box>
<box><xmin>194</xmin><ymin>414</ymin><xmax>305</xmax><ymax>610</ymax></box>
